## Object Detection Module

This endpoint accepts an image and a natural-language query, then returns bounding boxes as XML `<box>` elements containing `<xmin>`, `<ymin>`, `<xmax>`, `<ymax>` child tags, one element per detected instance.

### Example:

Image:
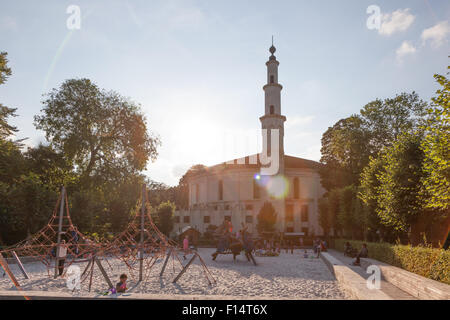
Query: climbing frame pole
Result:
<box><xmin>139</xmin><ymin>184</ymin><xmax>145</xmax><ymax>282</ymax></box>
<box><xmin>159</xmin><ymin>248</ymin><xmax>172</xmax><ymax>277</ymax></box>
<box><xmin>95</xmin><ymin>257</ymin><xmax>114</xmax><ymax>289</ymax></box>
<box><xmin>54</xmin><ymin>186</ymin><xmax>65</xmax><ymax>279</ymax></box>
<box><xmin>12</xmin><ymin>251</ymin><xmax>29</xmax><ymax>279</ymax></box>
<box><xmin>173</xmin><ymin>254</ymin><xmax>197</xmax><ymax>284</ymax></box>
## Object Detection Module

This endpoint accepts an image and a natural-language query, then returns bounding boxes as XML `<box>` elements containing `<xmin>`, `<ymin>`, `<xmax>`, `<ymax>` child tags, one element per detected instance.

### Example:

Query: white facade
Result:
<box><xmin>173</xmin><ymin>44</ymin><xmax>326</xmax><ymax>237</ymax></box>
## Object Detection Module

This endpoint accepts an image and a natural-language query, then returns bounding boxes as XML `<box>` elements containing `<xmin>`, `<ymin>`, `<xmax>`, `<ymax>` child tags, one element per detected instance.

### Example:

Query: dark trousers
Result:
<box><xmin>58</xmin><ymin>258</ymin><xmax>65</xmax><ymax>276</ymax></box>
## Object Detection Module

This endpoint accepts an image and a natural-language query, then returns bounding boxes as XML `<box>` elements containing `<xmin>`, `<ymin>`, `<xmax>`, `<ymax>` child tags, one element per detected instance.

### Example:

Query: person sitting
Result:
<box><xmin>352</xmin><ymin>244</ymin><xmax>368</xmax><ymax>266</ymax></box>
<box><xmin>320</xmin><ymin>240</ymin><xmax>327</xmax><ymax>252</ymax></box>
<box><xmin>344</xmin><ymin>242</ymin><xmax>353</xmax><ymax>257</ymax></box>
<box><xmin>303</xmin><ymin>250</ymin><xmax>308</xmax><ymax>258</ymax></box>
<box><xmin>116</xmin><ymin>274</ymin><xmax>128</xmax><ymax>293</ymax></box>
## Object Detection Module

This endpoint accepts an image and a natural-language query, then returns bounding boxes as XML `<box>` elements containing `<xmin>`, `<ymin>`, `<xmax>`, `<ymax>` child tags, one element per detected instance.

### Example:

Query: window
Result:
<box><xmin>218</xmin><ymin>180</ymin><xmax>223</xmax><ymax>201</ymax></box>
<box><xmin>286</xmin><ymin>227</ymin><xmax>294</xmax><ymax>233</ymax></box>
<box><xmin>301</xmin><ymin>205</ymin><xmax>309</xmax><ymax>222</ymax></box>
<box><xmin>246</xmin><ymin>215</ymin><xmax>253</xmax><ymax>223</ymax></box>
<box><xmin>285</xmin><ymin>204</ymin><xmax>294</xmax><ymax>222</ymax></box>
<box><xmin>270</xmin><ymin>75</ymin><xmax>274</xmax><ymax>83</ymax></box>
<box><xmin>245</xmin><ymin>204</ymin><xmax>253</xmax><ymax>211</ymax></box>
<box><xmin>270</xmin><ymin>105</ymin><xmax>274</xmax><ymax>115</ymax></box>
<box><xmin>214</xmin><ymin>205</ymin><xmax>218</xmax><ymax>211</ymax></box>
<box><xmin>175</xmin><ymin>216</ymin><xmax>180</xmax><ymax>223</ymax></box>
<box><xmin>225</xmin><ymin>216</ymin><xmax>231</xmax><ymax>222</ymax></box>
<box><xmin>301</xmin><ymin>227</ymin><xmax>309</xmax><ymax>236</ymax></box>
<box><xmin>293</xmin><ymin>178</ymin><xmax>300</xmax><ymax>199</ymax></box>
<box><xmin>183</xmin><ymin>216</ymin><xmax>190</xmax><ymax>223</ymax></box>
<box><xmin>195</xmin><ymin>184</ymin><xmax>199</xmax><ymax>203</ymax></box>
<box><xmin>225</xmin><ymin>205</ymin><xmax>230</xmax><ymax>211</ymax></box>
<box><xmin>203</xmin><ymin>216</ymin><xmax>210</xmax><ymax>223</ymax></box>
<box><xmin>253</xmin><ymin>179</ymin><xmax>260</xmax><ymax>199</ymax></box>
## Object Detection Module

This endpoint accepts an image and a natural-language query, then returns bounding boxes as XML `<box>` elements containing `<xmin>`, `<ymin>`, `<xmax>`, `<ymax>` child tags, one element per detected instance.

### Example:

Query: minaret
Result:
<box><xmin>260</xmin><ymin>40</ymin><xmax>286</xmax><ymax>175</ymax></box>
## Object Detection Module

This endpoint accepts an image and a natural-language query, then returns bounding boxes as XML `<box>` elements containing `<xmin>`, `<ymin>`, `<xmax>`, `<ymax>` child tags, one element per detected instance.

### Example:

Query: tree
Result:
<box><xmin>320</xmin><ymin>92</ymin><xmax>428</xmax><ymax>193</ymax></box>
<box><xmin>0</xmin><ymin>52</ymin><xmax>18</xmax><ymax>140</ymax></box>
<box><xmin>376</xmin><ymin>132</ymin><xmax>426</xmax><ymax>233</ymax></box>
<box><xmin>34</xmin><ymin>79</ymin><xmax>160</xmax><ymax>186</ymax></box>
<box><xmin>359</xmin><ymin>155</ymin><xmax>389</xmax><ymax>241</ymax></box>
<box><xmin>24</xmin><ymin>144</ymin><xmax>76</xmax><ymax>191</ymax></box>
<box><xmin>338</xmin><ymin>185</ymin><xmax>357</xmax><ymax>239</ymax></box>
<box><xmin>154</xmin><ymin>201</ymin><xmax>175</xmax><ymax>236</ymax></box>
<box><xmin>7</xmin><ymin>173</ymin><xmax>57</xmax><ymax>238</ymax></box>
<box><xmin>320</xmin><ymin>116</ymin><xmax>372</xmax><ymax>191</ymax></box>
<box><xmin>256</xmin><ymin>201</ymin><xmax>277</xmax><ymax>234</ymax></box>
<box><xmin>318</xmin><ymin>197</ymin><xmax>331</xmax><ymax>236</ymax></box>
<box><xmin>327</xmin><ymin>188</ymin><xmax>342</xmax><ymax>236</ymax></box>
<box><xmin>360</xmin><ymin>92</ymin><xmax>427</xmax><ymax>151</ymax></box>
<box><xmin>421</xmin><ymin>71</ymin><xmax>450</xmax><ymax>211</ymax></box>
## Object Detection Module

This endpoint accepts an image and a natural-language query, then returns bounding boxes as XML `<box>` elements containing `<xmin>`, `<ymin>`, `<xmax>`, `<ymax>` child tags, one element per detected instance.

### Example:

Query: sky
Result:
<box><xmin>1</xmin><ymin>0</ymin><xmax>449</xmax><ymax>186</ymax></box>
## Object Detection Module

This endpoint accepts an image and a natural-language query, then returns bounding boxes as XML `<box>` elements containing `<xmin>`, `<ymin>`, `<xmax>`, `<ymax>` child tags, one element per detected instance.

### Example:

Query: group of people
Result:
<box><xmin>313</xmin><ymin>238</ymin><xmax>328</xmax><ymax>257</ymax></box>
<box><xmin>211</xmin><ymin>221</ymin><xmax>254</xmax><ymax>260</ymax></box>
<box><xmin>344</xmin><ymin>242</ymin><xmax>369</xmax><ymax>265</ymax></box>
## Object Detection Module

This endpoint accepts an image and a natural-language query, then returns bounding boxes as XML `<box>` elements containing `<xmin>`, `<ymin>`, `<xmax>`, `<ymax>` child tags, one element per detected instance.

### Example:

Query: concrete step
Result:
<box><xmin>327</xmin><ymin>250</ymin><xmax>417</xmax><ymax>300</ymax></box>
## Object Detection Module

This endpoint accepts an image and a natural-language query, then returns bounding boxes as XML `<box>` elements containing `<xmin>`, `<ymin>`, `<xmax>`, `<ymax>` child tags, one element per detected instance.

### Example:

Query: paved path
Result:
<box><xmin>326</xmin><ymin>249</ymin><xmax>416</xmax><ymax>300</ymax></box>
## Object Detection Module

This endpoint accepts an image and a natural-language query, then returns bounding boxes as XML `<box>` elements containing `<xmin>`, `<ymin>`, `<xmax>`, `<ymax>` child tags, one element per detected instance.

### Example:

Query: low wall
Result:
<box><xmin>320</xmin><ymin>252</ymin><xmax>392</xmax><ymax>300</ymax></box>
<box><xmin>359</xmin><ymin>257</ymin><xmax>450</xmax><ymax>300</ymax></box>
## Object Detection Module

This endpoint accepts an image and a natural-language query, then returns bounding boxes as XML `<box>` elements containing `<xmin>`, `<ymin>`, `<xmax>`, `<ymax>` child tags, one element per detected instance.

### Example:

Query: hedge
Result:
<box><xmin>333</xmin><ymin>239</ymin><xmax>450</xmax><ymax>285</ymax></box>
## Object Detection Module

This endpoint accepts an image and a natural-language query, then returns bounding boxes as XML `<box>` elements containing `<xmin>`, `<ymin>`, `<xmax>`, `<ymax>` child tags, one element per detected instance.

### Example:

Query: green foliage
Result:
<box><xmin>154</xmin><ymin>201</ymin><xmax>175</xmax><ymax>236</ymax></box>
<box><xmin>257</xmin><ymin>201</ymin><xmax>277</xmax><ymax>234</ymax></box>
<box><xmin>318</xmin><ymin>197</ymin><xmax>331</xmax><ymax>236</ymax></box>
<box><xmin>328</xmin><ymin>188</ymin><xmax>342</xmax><ymax>235</ymax></box>
<box><xmin>0</xmin><ymin>52</ymin><xmax>11</xmax><ymax>85</ymax></box>
<box><xmin>375</xmin><ymin>132</ymin><xmax>426</xmax><ymax>232</ymax></box>
<box><xmin>320</xmin><ymin>92</ymin><xmax>427</xmax><ymax>193</ymax></box>
<box><xmin>34</xmin><ymin>78</ymin><xmax>160</xmax><ymax>185</ymax></box>
<box><xmin>320</xmin><ymin>116</ymin><xmax>371</xmax><ymax>191</ymax></box>
<box><xmin>338</xmin><ymin>185</ymin><xmax>356</xmax><ymax>238</ymax></box>
<box><xmin>4</xmin><ymin>173</ymin><xmax>57</xmax><ymax>240</ymax></box>
<box><xmin>334</xmin><ymin>239</ymin><xmax>450</xmax><ymax>285</ymax></box>
<box><xmin>0</xmin><ymin>64</ymin><xmax>161</xmax><ymax>244</ymax></box>
<box><xmin>359</xmin><ymin>92</ymin><xmax>427</xmax><ymax>150</ymax></box>
<box><xmin>421</xmin><ymin>71</ymin><xmax>450</xmax><ymax>211</ymax></box>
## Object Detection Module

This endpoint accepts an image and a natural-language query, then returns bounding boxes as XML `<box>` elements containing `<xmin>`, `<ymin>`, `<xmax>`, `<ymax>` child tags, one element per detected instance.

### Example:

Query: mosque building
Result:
<box><xmin>173</xmin><ymin>43</ymin><xmax>326</xmax><ymax>237</ymax></box>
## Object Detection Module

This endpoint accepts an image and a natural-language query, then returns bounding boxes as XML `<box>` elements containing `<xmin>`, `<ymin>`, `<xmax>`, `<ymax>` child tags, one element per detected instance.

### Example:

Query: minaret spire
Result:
<box><xmin>260</xmin><ymin>41</ymin><xmax>286</xmax><ymax>175</ymax></box>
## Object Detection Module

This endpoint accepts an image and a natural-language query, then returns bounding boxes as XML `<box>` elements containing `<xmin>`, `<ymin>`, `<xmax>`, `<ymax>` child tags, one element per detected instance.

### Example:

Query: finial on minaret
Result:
<box><xmin>269</xmin><ymin>36</ymin><xmax>276</xmax><ymax>59</ymax></box>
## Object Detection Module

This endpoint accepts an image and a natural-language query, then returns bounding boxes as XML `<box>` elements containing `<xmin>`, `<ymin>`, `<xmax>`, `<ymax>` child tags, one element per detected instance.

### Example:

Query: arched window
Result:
<box><xmin>270</xmin><ymin>75</ymin><xmax>274</xmax><ymax>83</ymax></box>
<box><xmin>218</xmin><ymin>180</ymin><xmax>223</xmax><ymax>201</ymax></box>
<box><xmin>270</xmin><ymin>105</ymin><xmax>274</xmax><ymax>115</ymax></box>
<box><xmin>293</xmin><ymin>178</ymin><xmax>299</xmax><ymax>199</ymax></box>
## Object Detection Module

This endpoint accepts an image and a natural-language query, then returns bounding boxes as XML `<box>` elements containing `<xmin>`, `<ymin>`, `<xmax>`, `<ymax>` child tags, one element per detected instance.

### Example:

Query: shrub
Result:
<box><xmin>334</xmin><ymin>239</ymin><xmax>450</xmax><ymax>285</ymax></box>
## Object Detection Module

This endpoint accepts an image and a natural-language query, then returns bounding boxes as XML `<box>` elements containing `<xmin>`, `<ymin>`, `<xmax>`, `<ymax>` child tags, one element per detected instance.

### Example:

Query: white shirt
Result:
<box><xmin>57</xmin><ymin>245</ymin><xmax>67</xmax><ymax>258</ymax></box>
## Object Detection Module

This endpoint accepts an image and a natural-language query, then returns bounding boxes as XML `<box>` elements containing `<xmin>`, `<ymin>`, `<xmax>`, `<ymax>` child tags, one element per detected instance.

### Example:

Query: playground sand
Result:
<box><xmin>0</xmin><ymin>248</ymin><xmax>349</xmax><ymax>299</ymax></box>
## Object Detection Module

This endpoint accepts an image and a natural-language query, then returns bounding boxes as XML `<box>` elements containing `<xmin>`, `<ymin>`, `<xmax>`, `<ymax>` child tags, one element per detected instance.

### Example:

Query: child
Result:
<box><xmin>303</xmin><ymin>250</ymin><xmax>308</xmax><ymax>258</ymax></box>
<box><xmin>183</xmin><ymin>235</ymin><xmax>189</xmax><ymax>260</ymax></box>
<box><xmin>116</xmin><ymin>274</ymin><xmax>128</xmax><ymax>293</ymax></box>
<box><xmin>57</xmin><ymin>240</ymin><xmax>68</xmax><ymax>276</ymax></box>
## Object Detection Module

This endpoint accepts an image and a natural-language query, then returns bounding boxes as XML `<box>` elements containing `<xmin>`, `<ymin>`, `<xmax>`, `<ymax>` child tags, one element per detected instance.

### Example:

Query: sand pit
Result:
<box><xmin>0</xmin><ymin>248</ymin><xmax>349</xmax><ymax>299</ymax></box>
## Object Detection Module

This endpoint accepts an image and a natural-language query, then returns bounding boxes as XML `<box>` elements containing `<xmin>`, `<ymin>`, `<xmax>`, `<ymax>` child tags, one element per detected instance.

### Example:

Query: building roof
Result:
<box><xmin>184</xmin><ymin>154</ymin><xmax>322</xmax><ymax>178</ymax></box>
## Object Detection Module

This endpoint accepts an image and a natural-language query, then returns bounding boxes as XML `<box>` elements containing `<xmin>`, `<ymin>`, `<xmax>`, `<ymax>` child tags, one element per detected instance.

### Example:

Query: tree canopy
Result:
<box><xmin>34</xmin><ymin>79</ymin><xmax>160</xmax><ymax>185</ymax></box>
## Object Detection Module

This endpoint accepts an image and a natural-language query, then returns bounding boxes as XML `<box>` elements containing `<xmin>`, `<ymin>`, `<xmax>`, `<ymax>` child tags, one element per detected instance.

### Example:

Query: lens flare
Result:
<box><xmin>266</xmin><ymin>175</ymin><xmax>289</xmax><ymax>199</ymax></box>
